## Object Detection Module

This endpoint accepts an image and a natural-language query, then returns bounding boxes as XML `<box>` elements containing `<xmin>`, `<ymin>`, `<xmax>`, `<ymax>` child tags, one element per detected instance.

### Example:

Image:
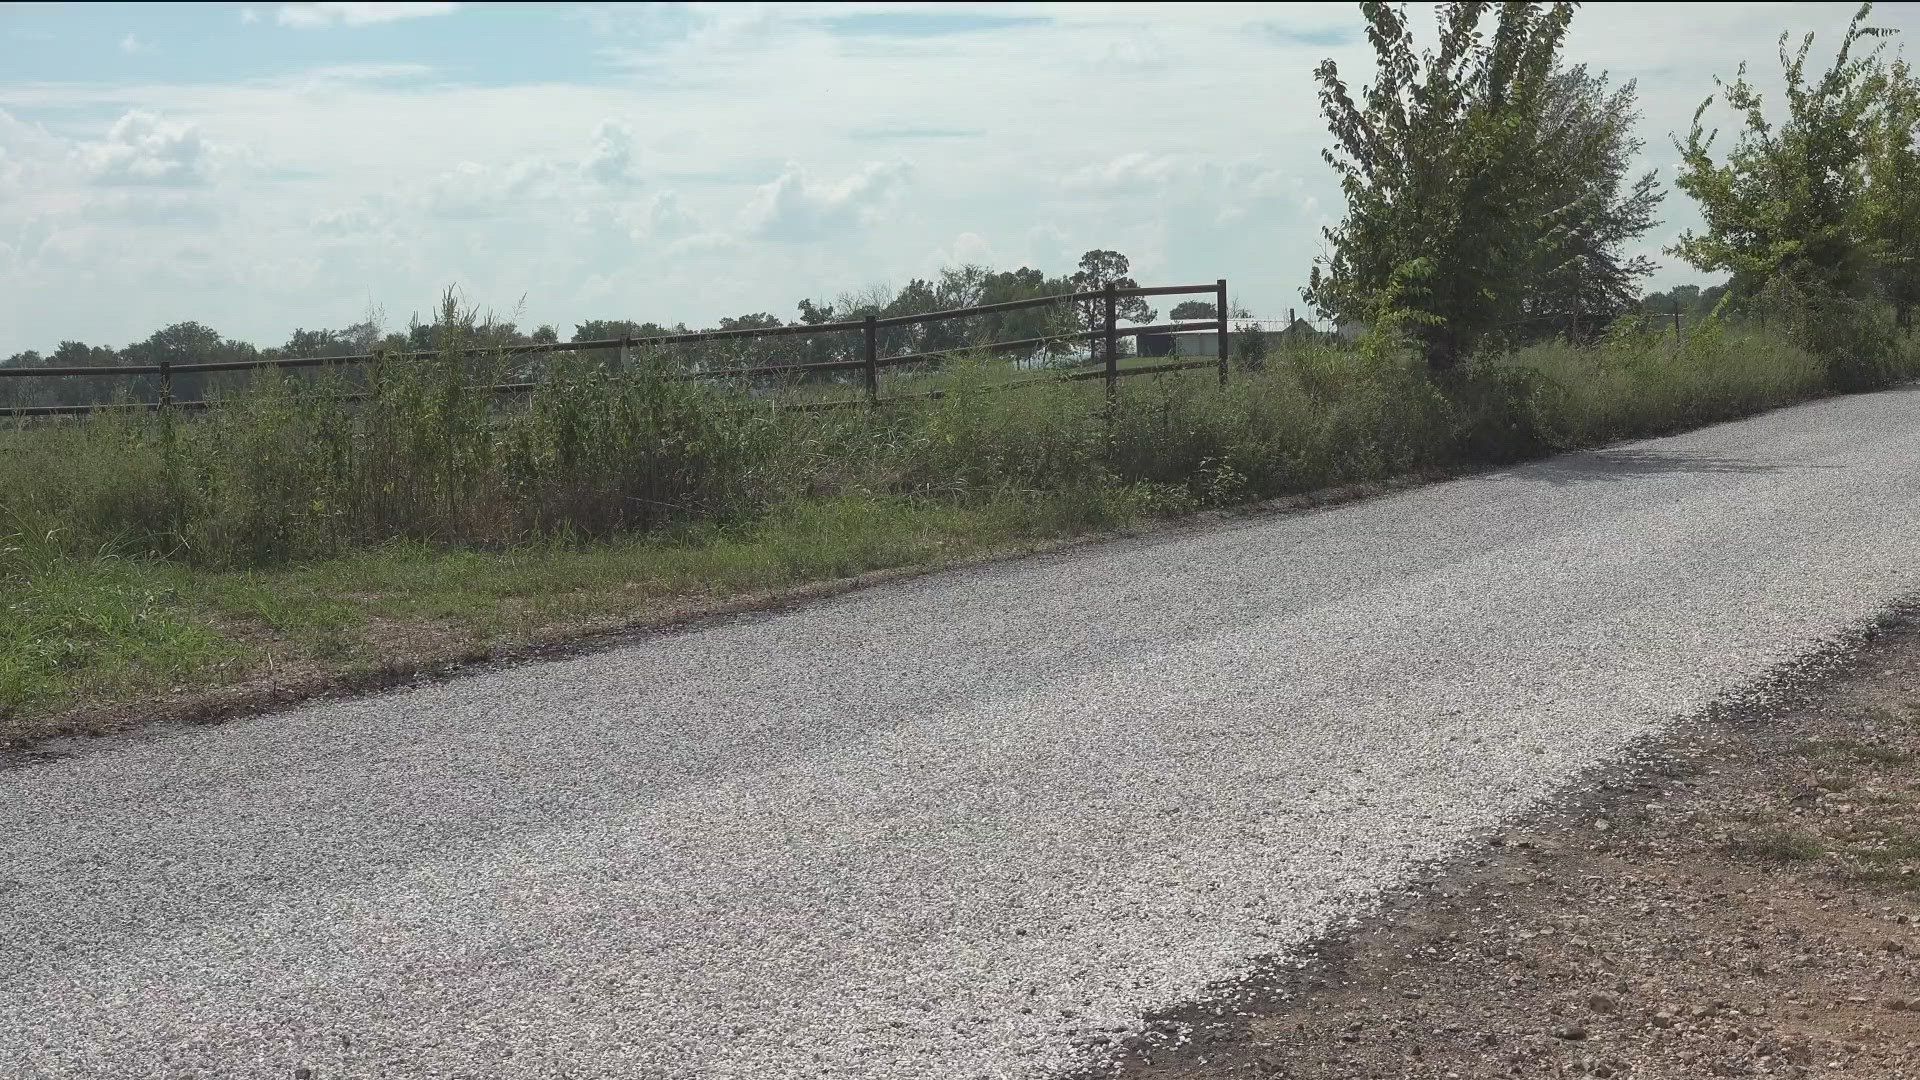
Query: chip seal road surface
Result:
<box><xmin>6</xmin><ymin>389</ymin><xmax>1920</xmax><ymax>1079</ymax></box>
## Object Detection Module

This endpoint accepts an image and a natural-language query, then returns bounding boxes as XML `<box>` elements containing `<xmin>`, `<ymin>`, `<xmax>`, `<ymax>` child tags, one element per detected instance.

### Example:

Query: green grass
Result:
<box><xmin>0</xmin><ymin>489</ymin><xmax>1153</xmax><ymax>733</ymax></box>
<box><xmin>0</xmin><ymin>530</ymin><xmax>242</xmax><ymax>726</ymax></box>
<box><xmin>1726</xmin><ymin>827</ymin><xmax>1829</xmax><ymax>863</ymax></box>
<box><xmin>3</xmin><ymin>299</ymin><xmax>1917</xmax><ymax>741</ymax></box>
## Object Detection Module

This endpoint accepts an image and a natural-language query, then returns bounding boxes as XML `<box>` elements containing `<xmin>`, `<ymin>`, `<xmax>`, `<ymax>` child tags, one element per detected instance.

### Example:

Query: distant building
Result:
<box><xmin>1138</xmin><ymin>318</ymin><xmax>1289</xmax><ymax>359</ymax></box>
<box><xmin>1138</xmin><ymin>317</ymin><xmax>1343</xmax><ymax>358</ymax></box>
<box><xmin>1137</xmin><ymin>325</ymin><xmax>1221</xmax><ymax>358</ymax></box>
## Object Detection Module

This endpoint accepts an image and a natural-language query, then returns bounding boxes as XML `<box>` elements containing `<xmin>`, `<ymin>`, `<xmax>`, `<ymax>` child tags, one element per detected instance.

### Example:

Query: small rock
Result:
<box><xmin>293</xmin><ymin>1071</ymin><xmax>312</xmax><ymax>1080</ymax></box>
<box><xmin>1587</xmin><ymin>993</ymin><xmax>1619</xmax><ymax>1015</ymax></box>
<box><xmin>1652</xmin><ymin>1012</ymin><xmax>1676</xmax><ymax>1029</ymax></box>
<box><xmin>1885</xmin><ymin>940</ymin><xmax>1905</xmax><ymax>954</ymax></box>
<box><xmin>1552</xmin><ymin>1025</ymin><xmax>1588</xmax><ymax>1041</ymax></box>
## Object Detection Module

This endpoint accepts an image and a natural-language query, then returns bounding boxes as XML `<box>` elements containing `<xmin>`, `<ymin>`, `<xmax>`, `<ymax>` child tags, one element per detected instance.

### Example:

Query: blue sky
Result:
<box><xmin>2</xmin><ymin>1</ymin><xmax>1916</xmax><ymax>355</ymax></box>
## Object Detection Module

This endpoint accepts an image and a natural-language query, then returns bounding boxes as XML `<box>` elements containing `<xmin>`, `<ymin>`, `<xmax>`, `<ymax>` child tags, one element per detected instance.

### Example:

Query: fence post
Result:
<box><xmin>617</xmin><ymin>333</ymin><xmax>630</xmax><ymax>374</ymax></box>
<box><xmin>1216</xmin><ymin>278</ymin><xmax>1229</xmax><ymax>386</ymax></box>
<box><xmin>1673</xmin><ymin>299</ymin><xmax>1683</xmax><ymax>346</ymax></box>
<box><xmin>1103</xmin><ymin>281</ymin><xmax>1118</xmax><ymax>404</ymax></box>
<box><xmin>155</xmin><ymin>359</ymin><xmax>176</xmax><ymax>452</ymax></box>
<box><xmin>863</xmin><ymin>314</ymin><xmax>879</xmax><ymax>406</ymax></box>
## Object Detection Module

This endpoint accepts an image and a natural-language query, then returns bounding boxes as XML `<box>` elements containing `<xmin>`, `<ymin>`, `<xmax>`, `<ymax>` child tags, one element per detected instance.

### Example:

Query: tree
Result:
<box><xmin>1232</xmin><ymin>323</ymin><xmax>1269</xmax><ymax>372</ymax></box>
<box><xmin>1067</xmin><ymin>250</ymin><xmax>1156</xmax><ymax>321</ymax></box>
<box><xmin>1670</xmin><ymin>3</ymin><xmax>1894</xmax><ymax>302</ymax></box>
<box><xmin>1522</xmin><ymin>66</ymin><xmax>1665</xmax><ymax>339</ymax></box>
<box><xmin>1067</xmin><ymin>249</ymin><xmax>1156</xmax><ymax>363</ymax></box>
<box><xmin>121</xmin><ymin>321</ymin><xmax>256</xmax><ymax>403</ymax></box>
<box><xmin>1169</xmin><ymin>300</ymin><xmax>1217</xmax><ymax>320</ymax></box>
<box><xmin>1866</xmin><ymin>53</ymin><xmax>1920</xmax><ymax>330</ymax></box>
<box><xmin>282</xmin><ymin>328</ymin><xmax>342</xmax><ymax>359</ymax></box>
<box><xmin>1639</xmin><ymin>283</ymin><xmax>1730</xmax><ymax>317</ymax></box>
<box><xmin>1305</xmin><ymin>1</ymin><xmax>1577</xmax><ymax>370</ymax></box>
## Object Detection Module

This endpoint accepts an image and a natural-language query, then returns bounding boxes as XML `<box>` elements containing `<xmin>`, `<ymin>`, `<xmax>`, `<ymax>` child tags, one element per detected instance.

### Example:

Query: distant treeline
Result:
<box><xmin>0</xmin><ymin>250</ymin><xmax>1180</xmax><ymax>410</ymax></box>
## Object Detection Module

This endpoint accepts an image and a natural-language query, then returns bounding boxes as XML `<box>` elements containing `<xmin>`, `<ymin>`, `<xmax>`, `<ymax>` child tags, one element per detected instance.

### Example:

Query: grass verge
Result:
<box><xmin>0</xmin><ymin>488</ymin><xmax>1166</xmax><ymax>745</ymax></box>
<box><xmin>2</xmin><ymin>305</ymin><xmax>1914</xmax><ymax>748</ymax></box>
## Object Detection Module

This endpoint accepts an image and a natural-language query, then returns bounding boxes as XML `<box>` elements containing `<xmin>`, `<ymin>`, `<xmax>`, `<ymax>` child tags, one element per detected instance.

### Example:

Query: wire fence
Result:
<box><xmin>0</xmin><ymin>280</ymin><xmax>1236</xmax><ymax>420</ymax></box>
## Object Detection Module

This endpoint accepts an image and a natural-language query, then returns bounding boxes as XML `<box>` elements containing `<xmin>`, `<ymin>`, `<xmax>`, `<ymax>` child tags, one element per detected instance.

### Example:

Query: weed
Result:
<box><xmin>1726</xmin><ymin>828</ymin><xmax>1828</xmax><ymax>862</ymax></box>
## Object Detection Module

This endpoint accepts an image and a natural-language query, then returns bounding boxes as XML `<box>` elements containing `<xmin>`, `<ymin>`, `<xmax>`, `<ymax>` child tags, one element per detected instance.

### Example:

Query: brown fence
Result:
<box><xmin>0</xmin><ymin>279</ymin><xmax>1232</xmax><ymax>418</ymax></box>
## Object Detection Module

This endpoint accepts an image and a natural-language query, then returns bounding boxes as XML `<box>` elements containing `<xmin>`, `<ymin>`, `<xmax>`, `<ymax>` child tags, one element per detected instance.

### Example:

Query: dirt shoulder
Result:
<box><xmin>1074</xmin><ymin>610</ymin><xmax>1920</xmax><ymax>1080</ymax></box>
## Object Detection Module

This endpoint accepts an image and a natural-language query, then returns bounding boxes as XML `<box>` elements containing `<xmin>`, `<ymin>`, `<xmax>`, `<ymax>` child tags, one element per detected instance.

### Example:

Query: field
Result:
<box><xmin>0</xmin><ymin>315</ymin><xmax>1904</xmax><ymax>745</ymax></box>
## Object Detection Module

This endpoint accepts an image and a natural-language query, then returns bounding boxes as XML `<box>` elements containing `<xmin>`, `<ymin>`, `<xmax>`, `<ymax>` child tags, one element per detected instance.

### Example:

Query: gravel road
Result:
<box><xmin>7</xmin><ymin>389</ymin><xmax>1920</xmax><ymax>1079</ymax></box>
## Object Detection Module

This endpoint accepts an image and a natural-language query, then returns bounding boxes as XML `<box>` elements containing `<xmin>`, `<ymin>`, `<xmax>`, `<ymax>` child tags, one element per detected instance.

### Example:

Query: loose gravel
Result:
<box><xmin>6</xmin><ymin>390</ymin><xmax>1920</xmax><ymax>1079</ymax></box>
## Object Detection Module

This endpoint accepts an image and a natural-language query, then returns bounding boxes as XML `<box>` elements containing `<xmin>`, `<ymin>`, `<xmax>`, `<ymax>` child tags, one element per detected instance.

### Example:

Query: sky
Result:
<box><xmin>2</xmin><ymin>1</ymin><xmax>1918</xmax><ymax>356</ymax></box>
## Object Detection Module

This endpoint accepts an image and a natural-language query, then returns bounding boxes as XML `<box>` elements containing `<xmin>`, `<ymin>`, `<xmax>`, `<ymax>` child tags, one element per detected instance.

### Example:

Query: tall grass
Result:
<box><xmin>7</xmin><ymin>296</ymin><xmax>1920</xmax><ymax>727</ymax></box>
<box><xmin>2</xmin><ymin>303</ymin><xmax>1910</xmax><ymax>576</ymax></box>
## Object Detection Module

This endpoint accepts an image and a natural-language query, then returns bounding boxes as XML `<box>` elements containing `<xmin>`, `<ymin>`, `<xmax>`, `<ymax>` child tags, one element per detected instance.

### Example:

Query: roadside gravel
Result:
<box><xmin>5</xmin><ymin>389</ymin><xmax>1920</xmax><ymax>1078</ymax></box>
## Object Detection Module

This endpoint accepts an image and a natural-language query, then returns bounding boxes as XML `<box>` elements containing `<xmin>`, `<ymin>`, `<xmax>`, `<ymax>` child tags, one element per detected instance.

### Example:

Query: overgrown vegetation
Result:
<box><xmin>2</xmin><ymin>301</ymin><xmax>1889</xmax><ymax>731</ymax></box>
<box><xmin>5</xmin><ymin>2</ymin><xmax>1920</xmax><ymax>735</ymax></box>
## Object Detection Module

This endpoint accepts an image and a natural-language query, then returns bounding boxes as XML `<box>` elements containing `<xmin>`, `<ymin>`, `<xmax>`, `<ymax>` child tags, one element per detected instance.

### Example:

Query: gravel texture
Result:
<box><xmin>6</xmin><ymin>390</ymin><xmax>1920</xmax><ymax>1079</ymax></box>
<box><xmin>1088</xmin><ymin>606</ymin><xmax>1920</xmax><ymax>1080</ymax></box>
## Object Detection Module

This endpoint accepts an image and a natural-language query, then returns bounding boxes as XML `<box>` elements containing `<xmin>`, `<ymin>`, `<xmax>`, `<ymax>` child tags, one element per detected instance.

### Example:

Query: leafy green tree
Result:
<box><xmin>1306</xmin><ymin>1</ymin><xmax>1576</xmax><ymax>370</ymax></box>
<box><xmin>571</xmin><ymin>319</ymin><xmax>682</xmax><ymax>343</ymax></box>
<box><xmin>1670</xmin><ymin>3</ymin><xmax>1894</xmax><ymax>301</ymax></box>
<box><xmin>121</xmin><ymin>321</ymin><xmax>259</xmax><ymax>403</ymax></box>
<box><xmin>1068</xmin><ymin>249</ymin><xmax>1155</xmax><ymax>321</ymax></box>
<box><xmin>0</xmin><ymin>350</ymin><xmax>43</xmax><ymax>410</ymax></box>
<box><xmin>1169</xmin><ymin>300</ymin><xmax>1217</xmax><ymax>320</ymax></box>
<box><xmin>1640</xmin><ymin>283</ymin><xmax>1731</xmax><ymax>317</ymax></box>
<box><xmin>1522</xmin><ymin>65</ymin><xmax>1664</xmax><ymax>339</ymax></box>
<box><xmin>1866</xmin><ymin>54</ymin><xmax>1920</xmax><ymax>330</ymax></box>
<box><xmin>1067</xmin><ymin>249</ymin><xmax>1155</xmax><ymax>363</ymax></box>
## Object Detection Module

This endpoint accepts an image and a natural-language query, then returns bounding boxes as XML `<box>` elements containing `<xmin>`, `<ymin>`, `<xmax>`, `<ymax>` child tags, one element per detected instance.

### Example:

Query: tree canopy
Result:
<box><xmin>1670</xmin><ymin>2</ymin><xmax>1895</xmax><ymax>301</ymax></box>
<box><xmin>1305</xmin><ymin>1</ymin><xmax>1596</xmax><ymax>370</ymax></box>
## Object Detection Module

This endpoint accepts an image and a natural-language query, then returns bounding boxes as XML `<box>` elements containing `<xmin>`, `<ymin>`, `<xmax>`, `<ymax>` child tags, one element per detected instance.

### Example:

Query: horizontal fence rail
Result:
<box><xmin>0</xmin><ymin>281</ymin><xmax>1236</xmax><ymax>418</ymax></box>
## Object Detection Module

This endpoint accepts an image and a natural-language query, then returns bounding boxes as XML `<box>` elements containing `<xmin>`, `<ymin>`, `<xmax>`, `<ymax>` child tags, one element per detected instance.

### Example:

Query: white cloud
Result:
<box><xmin>277</xmin><ymin>3</ymin><xmax>459</xmax><ymax>29</ymax></box>
<box><xmin>646</xmin><ymin>191</ymin><xmax>697</xmax><ymax>240</ymax></box>
<box><xmin>403</xmin><ymin>121</ymin><xmax>661</xmax><ymax>219</ymax></box>
<box><xmin>240</xmin><ymin>7</ymin><xmax>261</xmax><ymax>24</ymax></box>
<box><xmin>118</xmin><ymin>33</ymin><xmax>152</xmax><ymax>55</ymax></box>
<box><xmin>7</xmin><ymin>3</ymin><xmax>1920</xmax><ymax>356</ymax></box>
<box><xmin>742</xmin><ymin>161</ymin><xmax>912</xmax><ymax>241</ymax></box>
<box><xmin>582</xmin><ymin>120</ymin><xmax>640</xmax><ymax>187</ymax></box>
<box><xmin>419</xmin><ymin>158</ymin><xmax>560</xmax><ymax>217</ymax></box>
<box><xmin>311</xmin><ymin>203</ymin><xmax>388</xmax><ymax>238</ymax></box>
<box><xmin>927</xmin><ymin>231</ymin><xmax>992</xmax><ymax>272</ymax></box>
<box><xmin>1062</xmin><ymin>152</ymin><xmax>1188</xmax><ymax>195</ymax></box>
<box><xmin>83</xmin><ymin>111</ymin><xmax>213</xmax><ymax>187</ymax></box>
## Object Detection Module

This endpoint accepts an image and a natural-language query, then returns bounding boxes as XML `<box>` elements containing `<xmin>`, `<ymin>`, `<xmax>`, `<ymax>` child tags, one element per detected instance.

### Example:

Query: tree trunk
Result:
<box><xmin>1423</xmin><ymin>329</ymin><xmax>1462</xmax><ymax>373</ymax></box>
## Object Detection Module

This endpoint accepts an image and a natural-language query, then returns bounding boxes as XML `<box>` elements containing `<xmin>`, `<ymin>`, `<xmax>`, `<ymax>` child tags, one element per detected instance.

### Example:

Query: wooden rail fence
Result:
<box><xmin>0</xmin><ymin>280</ymin><xmax>1232</xmax><ymax>418</ymax></box>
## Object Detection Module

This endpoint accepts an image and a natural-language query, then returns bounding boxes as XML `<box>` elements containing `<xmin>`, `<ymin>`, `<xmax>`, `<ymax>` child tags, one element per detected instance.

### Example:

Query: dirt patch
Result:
<box><xmin>1074</xmin><ymin>614</ymin><xmax>1920</xmax><ymax>1080</ymax></box>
